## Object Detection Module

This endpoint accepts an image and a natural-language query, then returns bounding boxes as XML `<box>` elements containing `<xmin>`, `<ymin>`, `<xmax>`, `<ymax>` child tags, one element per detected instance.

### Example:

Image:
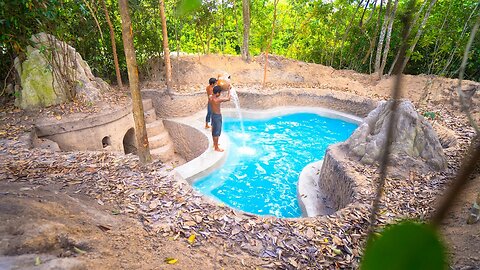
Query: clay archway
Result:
<box><xmin>123</xmin><ymin>128</ymin><xmax>137</xmax><ymax>155</ymax></box>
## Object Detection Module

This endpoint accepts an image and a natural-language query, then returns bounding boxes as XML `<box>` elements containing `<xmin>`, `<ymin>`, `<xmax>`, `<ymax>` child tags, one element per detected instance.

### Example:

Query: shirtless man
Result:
<box><xmin>209</xmin><ymin>85</ymin><xmax>231</xmax><ymax>152</ymax></box>
<box><xmin>205</xmin><ymin>77</ymin><xmax>217</xmax><ymax>128</ymax></box>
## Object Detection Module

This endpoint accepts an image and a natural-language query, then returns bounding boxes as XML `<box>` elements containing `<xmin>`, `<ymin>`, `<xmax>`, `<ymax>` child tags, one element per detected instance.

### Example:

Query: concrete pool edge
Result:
<box><xmin>170</xmin><ymin>110</ymin><xmax>231</xmax><ymax>184</ymax></box>
<box><xmin>172</xmin><ymin>106</ymin><xmax>364</xmax><ymax>218</ymax></box>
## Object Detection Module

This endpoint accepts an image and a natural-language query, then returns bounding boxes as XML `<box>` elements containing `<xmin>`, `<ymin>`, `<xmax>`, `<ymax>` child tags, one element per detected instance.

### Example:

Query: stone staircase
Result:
<box><xmin>142</xmin><ymin>99</ymin><xmax>175</xmax><ymax>162</ymax></box>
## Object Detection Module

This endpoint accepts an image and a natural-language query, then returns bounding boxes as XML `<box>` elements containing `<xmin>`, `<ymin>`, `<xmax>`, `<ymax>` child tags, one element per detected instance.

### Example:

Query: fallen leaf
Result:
<box><xmin>35</xmin><ymin>256</ymin><xmax>41</xmax><ymax>266</ymax></box>
<box><xmin>73</xmin><ymin>246</ymin><xmax>87</xmax><ymax>254</ymax></box>
<box><xmin>97</xmin><ymin>224</ymin><xmax>112</xmax><ymax>232</ymax></box>
<box><xmin>164</xmin><ymin>257</ymin><xmax>178</xmax><ymax>264</ymax></box>
<box><xmin>332</xmin><ymin>248</ymin><xmax>342</xmax><ymax>255</ymax></box>
<box><xmin>188</xmin><ymin>233</ymin><xmax>196</xmax><ymax>244</ymax></box>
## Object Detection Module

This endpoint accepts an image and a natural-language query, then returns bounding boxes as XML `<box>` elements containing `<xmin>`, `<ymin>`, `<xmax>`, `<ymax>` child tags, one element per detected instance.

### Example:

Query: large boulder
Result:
<box><xmin>345</xmin><ymin>100</ymin><xmax>447</xmax><ymax>174</ymax></box>
<box><xmin>14</xmin><ymin>33</ymin><xmax>110</xmax><ymax>109</ymax></box>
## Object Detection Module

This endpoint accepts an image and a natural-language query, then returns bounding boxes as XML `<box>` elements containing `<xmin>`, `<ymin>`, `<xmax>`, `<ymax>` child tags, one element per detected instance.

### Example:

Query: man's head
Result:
<box><xmin>209</xmin><ymin>77</ymin><xmax>217</xmax><ymax>85</ymax></box>
<box><xmin>213</xmin><ymin>85</ymin><xmax>222</xmax><ymax>96</ymax></box>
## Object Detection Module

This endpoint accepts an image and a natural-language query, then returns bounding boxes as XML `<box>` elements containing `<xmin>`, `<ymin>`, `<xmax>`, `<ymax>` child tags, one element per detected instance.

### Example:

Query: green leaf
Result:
<box><xmin>176</xmin><ymin>0</ymin><xmax>201</xmax><ymax>16</ymax></box>
<box><xmin>423</xmin><ymin>111</ymin><xmax>436</xmax><ymax>120</ymax></box>
<box><xmin>361</xmin><ymin>222</ymin><xmax>447</xmax><ymax>270</ymax></box>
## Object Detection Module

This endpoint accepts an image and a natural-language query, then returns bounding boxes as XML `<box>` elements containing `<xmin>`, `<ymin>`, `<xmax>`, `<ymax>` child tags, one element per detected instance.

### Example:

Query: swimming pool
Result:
<box><xmin>193</xmin><ymin>112</ymin><xmax>358</xmax><ymax>218</ymax></box>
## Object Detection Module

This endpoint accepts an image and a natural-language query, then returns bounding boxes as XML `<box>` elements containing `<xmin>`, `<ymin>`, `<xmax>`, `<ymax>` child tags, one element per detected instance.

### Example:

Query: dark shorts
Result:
<box><xmin>211</xmin><ymin>113</ymin><xmax>222</xmax><ymax>137</ymax></box>
<box><xmin>205</xmin><ymin>102</ymin><xmax>212</xmax><ymax>123</ymax></box>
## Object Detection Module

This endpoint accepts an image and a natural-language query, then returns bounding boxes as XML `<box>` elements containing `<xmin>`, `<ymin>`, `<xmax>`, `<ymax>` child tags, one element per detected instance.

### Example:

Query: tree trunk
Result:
<box><xmin>221</xmin><ymin>0</ymin><xmax>225</xmax><ymax>54</ymax></box>
<box><xmin>262</xmin><ymin>0</ymin><xmax>279</xmax><ymax>88</ymax></box>
<box><xmin>362</xmin><ymin>0</ymin><xmax>383</xmax><ymax>65</ymax></box>
<box><xmin>378</xmin><ymin>0</ymin><xmax>399</xmax><ymax>77</ymax></box>
<box><xmin>339</xmin><ymin>0</ymin><xmax>364</xmax><ymax>67</ymax></box>
<box><xmin>388</xmin><ymin>0</ymin><xmax>429</xmax><ymax>76</ymax></box>
<box><xmin>398</xmin><ymin>0</ymin><xmax>437</xmax><ymax>74</ymax></box>
<box><xmin>427</xmin><ymin>3</ymin><xmax>451</xmax><ymax>75</ymax></box>
<box><xmin>359</xmin><ymin>0</ymin><xmax>371</xmax><ymax>28</ymax></box>
<box><xmin>232</xmin><ymin>0</ymin><xmax>242</xmax><ymax>54</ymax></box>
<box><xmin>118</xmin><ymin>0</ymin><xmax>152</xmax><ymax>164</ymax></box>
<box><xmin>159</xmin><ymin>0</ymin><xmax>173</xmax><ymax>94</ymax></box>
<box><xmin>101</xmin><ymin>0</ymin><xmax>122</xmax><ymax>87</ymax></box>
<box><xmin>82</xmin><ymin>0</ymin><xmax>104</xmax><ymax>40</ymax></box>
<box><xmin>440</xmin><ymin>2</ymin><xmax>479</xmax><ymax>76</ymax></box>
<box><xmin>241</xmin><ymin>0</ymin><xmax>251</xmax><ymax>62</ymax></box>
<box><xmin>374</xmin><ymin>0</ymin><xmax>391</xmax><ymax>78</ymax></box>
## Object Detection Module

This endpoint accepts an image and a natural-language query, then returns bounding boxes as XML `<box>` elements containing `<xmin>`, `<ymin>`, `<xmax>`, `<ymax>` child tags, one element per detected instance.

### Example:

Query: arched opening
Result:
<box><xmin>123</xmin><ymin>128</ymin><xmax>137</xmax><ymax>155</ymax></box>
<box><xmin>102</xmin><ymin>136</ymin><xmax>111</xmax><ymax>148</ymax></box>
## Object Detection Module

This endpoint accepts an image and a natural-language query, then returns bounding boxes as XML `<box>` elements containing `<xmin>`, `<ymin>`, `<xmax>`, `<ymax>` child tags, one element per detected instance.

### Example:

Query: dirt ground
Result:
<box><xmin>1</xmin><ymin>54</ymin><xmax>479</xmax><ymax>269</ymax></box>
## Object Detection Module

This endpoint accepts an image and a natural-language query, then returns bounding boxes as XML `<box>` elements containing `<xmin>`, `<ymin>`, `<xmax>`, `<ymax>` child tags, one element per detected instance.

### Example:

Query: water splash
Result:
<box><xmin>238</xmin><ymin>146</ymin><xmax>256</xmax><ymax>156</ymax></box>
<box><xmin>229</xmin><ymin>87</ymin><xmax>247</xmax><ymax>147</ymax></box>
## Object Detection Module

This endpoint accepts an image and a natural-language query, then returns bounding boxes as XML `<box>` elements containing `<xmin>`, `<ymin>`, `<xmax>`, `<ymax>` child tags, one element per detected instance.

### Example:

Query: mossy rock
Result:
<box><xmin>16</xmin><ymin>46</ymin><xmax>67</xmax><ymax>109</ymax></box>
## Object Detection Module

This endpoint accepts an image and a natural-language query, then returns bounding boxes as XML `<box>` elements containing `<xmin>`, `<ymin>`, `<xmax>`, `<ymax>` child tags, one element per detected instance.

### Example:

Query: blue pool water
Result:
<box><xmin>193</xmin><ymin>113</ymin><xmax>358</xmax><ymax>218</ymax></box>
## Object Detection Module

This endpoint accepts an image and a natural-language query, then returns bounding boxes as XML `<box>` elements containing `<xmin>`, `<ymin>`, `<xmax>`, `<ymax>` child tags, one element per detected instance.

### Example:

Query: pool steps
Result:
<box><xmin>142</xmin><ymin>99</ymin><xmax>175</xmax><ymax>162</ymax></box>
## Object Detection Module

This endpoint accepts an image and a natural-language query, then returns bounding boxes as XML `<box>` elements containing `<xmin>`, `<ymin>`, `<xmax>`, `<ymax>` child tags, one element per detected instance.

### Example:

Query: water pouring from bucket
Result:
<box><xmin>218</xmin><ymin>75</ymin><xmax>255</xmax><ymax>155</ymax></box>
<box><xmin>230</xmin><ymin>88</ymin><xmax>256</xmax><ymax>155</ymax></box>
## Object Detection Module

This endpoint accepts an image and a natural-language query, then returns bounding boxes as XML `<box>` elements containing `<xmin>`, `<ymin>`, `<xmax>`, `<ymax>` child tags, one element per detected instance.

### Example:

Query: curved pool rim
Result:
<box><xmin>172</xmin><ymin>106</ymin><xmax>363</xmax><ymax>216</ymax></box>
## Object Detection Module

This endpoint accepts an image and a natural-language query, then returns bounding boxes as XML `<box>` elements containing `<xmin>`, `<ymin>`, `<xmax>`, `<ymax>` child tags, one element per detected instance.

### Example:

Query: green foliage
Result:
<box><xmin>361</xmin><ymin>221</ymin><xmax>448</xmax><ymax>270</ymax></box>
<box><xmin>423</xmin><ymin>111</ymin><xmax>437</xmax><ymax>120</ymax></box>
<box><xmin>1</xmin><ymin>0</ymin><xmax>479</xmax><ymax>95</ymax></box>
<box><xmin>176</xmin><ymin>0</ymin><xmax>201</xmax><ymax>15</ymax></box>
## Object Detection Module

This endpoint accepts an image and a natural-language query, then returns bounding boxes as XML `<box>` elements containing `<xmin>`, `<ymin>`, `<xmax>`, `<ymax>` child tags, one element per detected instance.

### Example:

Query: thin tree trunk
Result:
<box><xmin>364</xmin><ymin>0</ymin><xmax>377</xmax><ymax>28</ymax></box>
<box><xmin>221</xmin><ymin>0</ymin><xmax>225</xmax><ymax>54</ymax></box>
<box><xmin>242</xmin><ymin>0</ymin><xmax>251</xmax><ymax>62</ymax></box>
<box><xmin>374</xmin><ymin>0</ymin><xmax>392</xmax><ymax>77</ymax></box>
<box><xmin>359</xmin><ymin>0</ymin><xmax>371</xmax><ymax>28</ymax></box>
<box><xmin>427</xmin><ymin>4</ymin><xmax>451</xmax><ymax>75</ymax></box>
<box><xmin>159</xmin><ymin>0</ymin><xmax>173</xmax><ymax>93</ymax></box>
<box><xmin>82</xmin><ymin>0</ymin><xmax>104</xmax><ymax>40</ymax></box>
<box><xmin>378</xmin><ymin>0</ymin><xmax>399</xmax><ymax>78</ymax></box>
<box><xmin>101</xmin><ymin>0</ymin><xmax>122</xmax><ymax>87</ymax></box>
<box><xmin>440</xmin><ymin>2</ymin><xmax>479</xmax><ymax>76</ymax></box>
<box><xmin>263</xmin><ymin>0</ymin><xmax>279</xmax><ymax>88</ymax></box>
<box><xmin>330</xmin><ymin>25</ymin><xmax>340</xmax><ymax>67</ymax></box>
<box><xmin>339</xmin><ymin>0</ymin><xmax>364</xmax><ymax>68</ymax></box>
<box><xmin>118</xmin><ymin>0</ymin><xmax>152</xmax><ymax>164</ymax></box>
<box><xmin>362</xmin><ymin>0</ymin><xmax>383</xmax><ymax>65</ymax></box>
<box><xmin>388</xmin><ymin>0</ymin><xmax>429</xmax><ymax>76</ymax></box>
<box><xmin>398</xmin><ymin>0</ymin><xmax>437</xmax><ymax>74</ymax></box>
<box><xmin>232</xmin><ymin>0</ymin><xmax>242</xmax><ymax>54</ymax></box>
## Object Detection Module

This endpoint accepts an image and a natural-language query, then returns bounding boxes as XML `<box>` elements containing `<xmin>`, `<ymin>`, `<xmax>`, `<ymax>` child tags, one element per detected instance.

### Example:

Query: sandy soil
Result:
<box><xmin>1</xmin><ymin>54</ymin><xmax>479</xmax><ymax>269</ymax></box>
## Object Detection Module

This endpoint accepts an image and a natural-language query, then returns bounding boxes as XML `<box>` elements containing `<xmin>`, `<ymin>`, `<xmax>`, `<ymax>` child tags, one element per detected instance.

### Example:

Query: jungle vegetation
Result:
<box><xmin>1</xmin><ymin>0</ymin><xmax>479</xmax><ymax>91</ymax></box>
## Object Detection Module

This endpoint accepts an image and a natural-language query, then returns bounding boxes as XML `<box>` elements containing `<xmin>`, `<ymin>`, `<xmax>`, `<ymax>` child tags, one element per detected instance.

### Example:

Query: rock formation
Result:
<box><xmin>345</xmin><ymin>100</ymin><xmax>447</xmax><ymax>174</ymax></box>
<box><xmin>14</xmin><ymin>33</ymin><xmax>110</xmax><ymax>109</ymax></box>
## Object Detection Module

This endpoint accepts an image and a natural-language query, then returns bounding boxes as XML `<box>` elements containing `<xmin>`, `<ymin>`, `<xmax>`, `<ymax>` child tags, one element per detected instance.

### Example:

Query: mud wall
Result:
<box><xmin>142</xmin><ymin>88</ymin><xmax>376</xmax><ymax>118</ymax></box>
<box><xmin>315</xmin><ymin>142</ymin><xmax>372</xmax><ymax>215</ymax></box>
<box><xmin>35</xmin><ymin>105</ymin><xmax>134</xmax><ymax>152</ymax></box>
<box><xmin>163</xmin><ymin>120</ymin><xmax>208</xmax><ymax>162</ymax></box>
<box><xmin>141</xmin><ymin>90</ymin><xmax>206</xmax><ymax>118</ymax></box>
<box><xmin>318</xmin><ymin>146</ymin><xmax>355</xmax><ymax>210</ymax></box>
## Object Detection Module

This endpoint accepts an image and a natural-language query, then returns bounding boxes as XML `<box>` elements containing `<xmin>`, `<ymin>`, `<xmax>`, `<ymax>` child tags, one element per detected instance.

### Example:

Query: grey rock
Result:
<box><xmin>14</xmin><ymin>33</ymin><xmax>110</xmax><ymax>109</ymax></box>
<box><xmin>344</xmin><ymin>100</ymin><xmax>447</xmax><ymax>174</ymax></box>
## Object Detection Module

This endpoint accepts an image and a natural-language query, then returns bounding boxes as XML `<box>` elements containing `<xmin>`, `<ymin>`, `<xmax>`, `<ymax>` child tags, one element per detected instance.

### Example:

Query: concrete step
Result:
<box><xmin>142</xmin><ymin>99</ymin><xmax>153</xmax><ymax>111</ymax></box>
<box><xmin>150</xmin><ymin>143</ymin><xmax>175</xmax><ymax>162</ymax></box>
<box><xmin>146</xmin><ymin>120</ymin><xmax>165</xmax><ymax>137</ymax></box>
<box><xmin>144</xmin><ymin>108</ymin><xmax>156</xmax><ymax>124</ymax></box>
<box><xmin>149</xmin><ymin>131</ymin><xmax>171</xmax><ymax>149</ymax></box>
